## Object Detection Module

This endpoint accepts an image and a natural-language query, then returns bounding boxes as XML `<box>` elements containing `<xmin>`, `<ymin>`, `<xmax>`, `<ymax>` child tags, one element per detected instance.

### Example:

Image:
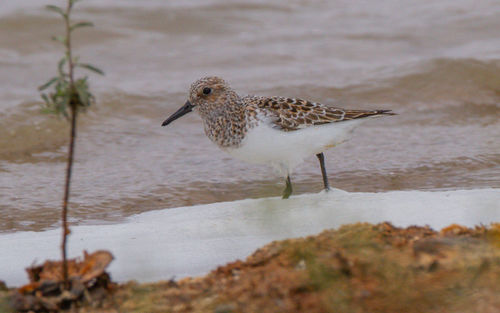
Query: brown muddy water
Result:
<box><xmin>0</xmin><ymin>0</ymin><xmax>499</xmax><ymax>233</ymax></box>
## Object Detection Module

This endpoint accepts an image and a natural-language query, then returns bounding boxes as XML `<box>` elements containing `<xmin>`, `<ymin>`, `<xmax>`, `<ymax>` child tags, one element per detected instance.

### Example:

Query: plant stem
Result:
<box><xmin>65</xmin><ymin>0</ymin><xmax>75</xmax><ymax>88</ymax></box>
<box><xmin>61</xmin><ymin>0</ymin><xmax>76</xmax><ymax>290</ymax></box>
<box><xmin>61</xmin><ymin>106</ymin><xmax>77</xmax><ymax>290</ymax></box>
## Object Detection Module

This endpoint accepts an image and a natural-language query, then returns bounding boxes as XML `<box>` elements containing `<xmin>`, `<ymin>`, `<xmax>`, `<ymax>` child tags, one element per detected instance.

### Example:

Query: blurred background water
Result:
<box><xmin>0</xmin><ymin>0</ymin><xmax>499</xmax><ymax>232</ymax></box>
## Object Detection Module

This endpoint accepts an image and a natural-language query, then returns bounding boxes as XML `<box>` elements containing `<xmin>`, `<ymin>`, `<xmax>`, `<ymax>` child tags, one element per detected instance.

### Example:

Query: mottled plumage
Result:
<box><xmin>243</xmin><ymin>95</ymin><xmax>393</xmax><ymax>132</ymax></box>
<box><xmin>162</xmin><ymin>76</ymin><xmax>395</xmax><ymax>198</ymax></box>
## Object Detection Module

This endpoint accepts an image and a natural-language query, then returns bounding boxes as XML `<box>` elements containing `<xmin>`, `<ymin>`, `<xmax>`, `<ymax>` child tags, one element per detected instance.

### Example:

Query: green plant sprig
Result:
<box><xmin>38</xmin><ymin>0</ymin><xmax>104</xmax><ymax>119</ymax></box>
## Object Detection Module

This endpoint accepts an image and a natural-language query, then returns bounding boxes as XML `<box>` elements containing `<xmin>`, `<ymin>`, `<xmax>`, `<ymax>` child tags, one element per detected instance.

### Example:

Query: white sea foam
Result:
<box><xmin>0</xmin><ymin>188</ymin><xmax>498</xmax><ymax>287</ymax></box>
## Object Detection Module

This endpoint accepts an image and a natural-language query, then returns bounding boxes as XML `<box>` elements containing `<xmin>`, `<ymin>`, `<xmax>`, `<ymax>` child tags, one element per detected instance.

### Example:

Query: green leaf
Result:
<box><xmin>75</xmin><ymin>78</ymin><xmax>92</xmax><ymax>107</ymax></box>
<box><xmin>70</xmin><ymin>22</ymin><xmax>94</xmax><ymax>31</ymax></box>
<box><xmin>52</xmin><ymin>35</ymin><xmax>67</xmax><ymax>45</ymax></box>
<box><xmin>58</xmin><ymin>58</ymin><xmax>67</xmax><ymax>75</ymax></box>
<box><xmin>57</xmin><ymin>93</ymin><xmax>71</xmax><ymax>118</ymax></box>
<box><xmin>40</xmin><ymin>107</ymin><xmax>54</xmax><ymax>114</ymax></box>
<box><xmin>38</xmin><ymin>77</ymin><xmax>59</xmax><ymax>91</ymax></box>
<box><xmin>41</xmin><ymin>93</ymin><xmax>50</xmax><ymax>104</ymax></box>
<box><xmin>59</xmin><ymin>104</ymin><xmax>69</xmax><ymax>119</ymax></box>
<box><xmin>45</xmin><ymin>5</ymin><xmax>66</xmax><ymax>18</ymax></box>
<box><xmin>77</xmin><ymin>63</ymin><xmax>104</xmax><ymax>75</ymax></box>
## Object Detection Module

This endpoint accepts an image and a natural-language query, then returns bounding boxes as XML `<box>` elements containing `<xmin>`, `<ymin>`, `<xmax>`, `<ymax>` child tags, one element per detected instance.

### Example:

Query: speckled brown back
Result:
<box><xmin>243</xmin><ymin>96</ymin><xmax>394</xmax><ymax>131</ymax></box>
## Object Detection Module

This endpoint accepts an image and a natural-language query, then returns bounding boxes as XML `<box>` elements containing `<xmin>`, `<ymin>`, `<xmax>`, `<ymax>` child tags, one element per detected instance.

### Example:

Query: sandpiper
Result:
<box><xmin>162</xmin><ymin>76</ymin><xmax>394</xmax><ymax>199</ymax></box>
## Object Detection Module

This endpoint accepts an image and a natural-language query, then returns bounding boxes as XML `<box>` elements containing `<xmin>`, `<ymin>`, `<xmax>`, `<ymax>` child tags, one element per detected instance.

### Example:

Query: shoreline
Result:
<box><xmin>3</xmin><ymin>222</ymin><xmax>500</xmax><ymax>312</ymax></box>
<box><xmin>1</xmin><ymin>188</ymin><xmax>499</xmax><ymax>288</ymax></box>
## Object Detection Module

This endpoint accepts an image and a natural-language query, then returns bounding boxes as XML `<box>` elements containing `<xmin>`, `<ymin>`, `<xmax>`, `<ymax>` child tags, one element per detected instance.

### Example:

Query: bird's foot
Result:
<box><xmin>282</xmin><ymin>176</ymin><xmax>293</xmax><ymax>199</ymax></box>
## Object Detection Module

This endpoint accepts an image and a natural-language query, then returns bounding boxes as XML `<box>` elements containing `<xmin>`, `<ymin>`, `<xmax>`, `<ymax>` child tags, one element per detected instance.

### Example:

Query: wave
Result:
<box><xmin>343</xmin><ymin>58</ymin><xmax>500</xmax><ymax>108</ymax></box>
<box><xmin>0</xmin><ymin>92</ymin><xmax>168</xmax><ymax>162</ymax></box>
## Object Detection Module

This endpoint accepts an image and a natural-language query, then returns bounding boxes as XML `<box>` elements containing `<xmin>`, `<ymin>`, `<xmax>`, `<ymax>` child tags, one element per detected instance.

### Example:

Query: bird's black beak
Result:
<box><xmin>161</xmin><ymin>100</ymin><xmax>194</xmax><ymax>126</ymax></box>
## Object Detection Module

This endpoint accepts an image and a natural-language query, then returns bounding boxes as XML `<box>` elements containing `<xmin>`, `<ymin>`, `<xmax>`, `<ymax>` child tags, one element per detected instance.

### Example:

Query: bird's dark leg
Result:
<box><xmin>282</xmin><ymin>175</ymin><xmax>293</xmax><ymax>199</ymax></box>
<box><xmin>316</xmin><ymin>153</ymin><xmax>330</xmax><ymax>191</ymax></box>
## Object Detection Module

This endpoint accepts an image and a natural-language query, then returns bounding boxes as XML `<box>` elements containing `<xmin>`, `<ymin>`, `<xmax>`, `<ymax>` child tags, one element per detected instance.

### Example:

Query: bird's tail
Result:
<box><xmin>343</xmin><ymin>109</ymin><xmax>396</xmax><ymax>120</ymax></box>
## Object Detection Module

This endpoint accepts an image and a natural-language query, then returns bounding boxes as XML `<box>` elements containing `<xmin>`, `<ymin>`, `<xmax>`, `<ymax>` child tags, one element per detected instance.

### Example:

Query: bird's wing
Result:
<box><xmin>244</xmin><ymin>96</ymin><xmax>394</xmax><ymax>131</ymax></box>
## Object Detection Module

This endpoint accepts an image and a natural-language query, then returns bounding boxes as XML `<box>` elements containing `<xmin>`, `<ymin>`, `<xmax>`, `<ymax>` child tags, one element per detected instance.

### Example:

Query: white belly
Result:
<box><xmin>224</xmin><ymin>119</ymin><xmax>365</xmax><ymax>176</ymax></box>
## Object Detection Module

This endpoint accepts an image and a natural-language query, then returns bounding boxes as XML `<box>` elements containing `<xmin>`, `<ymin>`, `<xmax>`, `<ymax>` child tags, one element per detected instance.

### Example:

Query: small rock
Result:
<box><xmin>167</xmin><ymin>278</ymin><xmax>179</xmax><ymax>288</ymax></box>
<box><xmin>295</xmin><ymin>259</ymin><xmax>306</xmax><ymax>270</ymax></box>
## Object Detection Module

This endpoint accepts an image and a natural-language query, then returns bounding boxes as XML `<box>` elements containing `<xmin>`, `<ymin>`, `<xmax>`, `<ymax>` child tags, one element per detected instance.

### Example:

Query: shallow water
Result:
<box><xmin>0</xmin><ymin>0</ymin><xmax>499</xmax><ymax>232</ymax></box>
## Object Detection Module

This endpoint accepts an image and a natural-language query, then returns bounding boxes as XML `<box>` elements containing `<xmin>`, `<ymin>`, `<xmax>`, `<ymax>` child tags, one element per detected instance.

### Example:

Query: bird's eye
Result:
<box><xmin>202</xmin><ymin>87</ymin><xmax>212</xmax><ymax>95</ymax></box>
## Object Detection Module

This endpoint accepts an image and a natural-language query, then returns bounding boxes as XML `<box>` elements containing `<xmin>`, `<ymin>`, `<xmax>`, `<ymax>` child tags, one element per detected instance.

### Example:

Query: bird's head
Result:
<box><xmin>162</xmin><ymin>76</ymin><xmax>234</xmax><ymax>126</ymax></box>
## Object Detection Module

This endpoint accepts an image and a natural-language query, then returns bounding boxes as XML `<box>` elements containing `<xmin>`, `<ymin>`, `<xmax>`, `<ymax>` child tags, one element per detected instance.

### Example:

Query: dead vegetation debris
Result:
<box><xmin>10</xmin><ymin>250</ymin><xmax>114</xmax><ymax>312</ymax></box>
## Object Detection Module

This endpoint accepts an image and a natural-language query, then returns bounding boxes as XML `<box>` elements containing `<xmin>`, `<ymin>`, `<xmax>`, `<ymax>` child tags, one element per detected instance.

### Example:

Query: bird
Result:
<box><xmin>162</xmin><ymin>76</ymin><xmax>394</xmax><ymax>199</ymax></box>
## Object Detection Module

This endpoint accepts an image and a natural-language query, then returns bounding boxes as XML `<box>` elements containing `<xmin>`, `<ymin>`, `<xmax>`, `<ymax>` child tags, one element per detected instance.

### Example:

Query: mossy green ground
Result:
<box><xmin>3</xmin><ymin>223</ymin><xmax>500</xmax><ymax>312</ymax></box>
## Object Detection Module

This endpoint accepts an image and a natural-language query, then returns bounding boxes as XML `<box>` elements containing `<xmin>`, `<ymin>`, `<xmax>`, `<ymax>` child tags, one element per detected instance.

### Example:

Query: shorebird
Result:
<box><xmin>162</xmin><ymin>76</ymin><xmax>394</xmax><ymax>199</ymax></box>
